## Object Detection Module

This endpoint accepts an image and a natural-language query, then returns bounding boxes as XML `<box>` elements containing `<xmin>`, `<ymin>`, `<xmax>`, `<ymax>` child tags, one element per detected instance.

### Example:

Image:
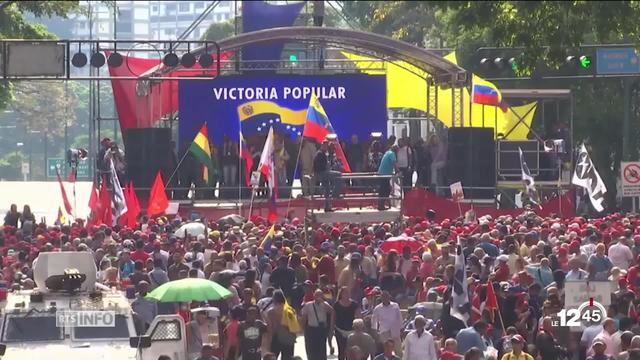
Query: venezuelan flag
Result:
<box><xmin>472</xmin><ymin>83</ymin><xmax>501</xmax><ymax>106</ymax></box>
<box><xmin>259</xmin><ymin>225</ymin><xmax>275</xmax><ymax>252</ymax></box>
<box><xmin>303</xmin><ymin>93</ymin><xmax>332</xmax><ymax>143</ymax></box>
<box><xmin>189</xmin><ymin>123</ymin><xmax>215</xmax><ymax>185</ymax></box>
<box><xmin>302</xmin><ymin>93</ymin><xmax>352</xmax><ymax>172</ymax></box>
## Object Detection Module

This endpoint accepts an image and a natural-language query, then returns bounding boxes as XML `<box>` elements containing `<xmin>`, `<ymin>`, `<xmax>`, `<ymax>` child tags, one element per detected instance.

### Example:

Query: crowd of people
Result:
<box><xmin>6</xmin><ymin>201</ymin><xmax>640</xmax><ymax>360</ymax></box>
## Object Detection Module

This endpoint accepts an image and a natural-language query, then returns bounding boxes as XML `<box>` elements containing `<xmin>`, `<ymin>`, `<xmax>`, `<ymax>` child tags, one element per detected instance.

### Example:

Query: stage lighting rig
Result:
<box><xmin>71</xmin><ymin>43</ymin><xmax>87</xmax><ymax>67</ymax></box>
<box><xmin>108</xmin><ymin>52</ymin><xmax>123</xmax><ymax>67</ymax></box>
<box><xmin>163</xmin><ymin>52</ymin><xmax>179</xmax><ymax>67</ymax></box>
<box><xmin>90</xmin><ymin>52</ymin><xmax>105</xmax><ymax>67</ymax></box>
<box><xmin>181</xmin><ymin>52</ymin><xmax>196</xmax><ymax>68</ymax></box>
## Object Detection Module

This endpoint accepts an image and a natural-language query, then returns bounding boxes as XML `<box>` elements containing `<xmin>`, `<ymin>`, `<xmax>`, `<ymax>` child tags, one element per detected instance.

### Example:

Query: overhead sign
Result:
<box><xmin>596</xmin><ymin>47</ymin><xmax>640</xmax><ymax>75</ymax></box>
<box><xmin>621</xmin><ymin>161</ymin><xmax>640</xmax><ymax>197</ymax></box>
<box><xmin>47</xmin><ymin>158</ymin><xmax>90</xmax><ymax>179</ymax></box>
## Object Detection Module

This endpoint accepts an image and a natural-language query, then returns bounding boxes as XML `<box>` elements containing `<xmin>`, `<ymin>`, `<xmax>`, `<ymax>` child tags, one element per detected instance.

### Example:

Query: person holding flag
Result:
<box><xmin>314</xmin><ymin>140</ymin><xmax>342</xmax><ymax>212</ymax></box>
<box><xmin>304</xmin><ymin>93</ymin><xmax>349</xmax><ymax>212</ymax></box>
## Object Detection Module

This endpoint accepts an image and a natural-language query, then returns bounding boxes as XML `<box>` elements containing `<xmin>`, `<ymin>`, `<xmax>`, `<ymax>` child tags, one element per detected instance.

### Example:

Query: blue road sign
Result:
<box><xmin>596</xmin><ymin>47</ymin><xmax>640</xmax><ymax>75</ymax></box>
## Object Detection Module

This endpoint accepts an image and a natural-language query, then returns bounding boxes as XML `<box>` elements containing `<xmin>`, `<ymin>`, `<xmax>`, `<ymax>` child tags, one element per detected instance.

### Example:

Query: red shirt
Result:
<box><xmin>130</xmin><ymin>250</ymin><xmax>150</xmax><ymax>264</ymax></box>
<box><xmin>440</xmin><ymin>350</ymin><xmax>459</xmax><ymax>360</ymax></box>
<box><xmin>302</xmin><ymin>257</ymin><xmax>318</xmax><ymax>283</ymax></box>
<box><xmin>494</xmin><ymin>264</ymin><xmax>510</xmax><ymax>282</ymax></box>
<box><xmin>316</xmin><ymin>255</ymin><xmax>336</xmax><ymax>284</ymax></box>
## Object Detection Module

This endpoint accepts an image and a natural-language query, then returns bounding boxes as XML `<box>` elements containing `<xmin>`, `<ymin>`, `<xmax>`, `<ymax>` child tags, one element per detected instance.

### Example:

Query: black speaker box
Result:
<box><xmin>124</xmin><ymin>128</ymin><xmax>172</xmax><ymax>192</ymax></box>
<box><xmin>447</xmin><ymin>128</ymin><xmax>496</xmax><ymax>199</ymax></box>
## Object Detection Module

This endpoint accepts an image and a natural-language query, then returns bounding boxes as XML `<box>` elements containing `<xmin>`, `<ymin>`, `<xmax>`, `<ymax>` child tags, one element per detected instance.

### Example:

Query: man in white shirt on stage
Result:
<box><xmin>402</xmin><ymin>315</ymin><xmax>437</xmax><ymax>360</ymax></box>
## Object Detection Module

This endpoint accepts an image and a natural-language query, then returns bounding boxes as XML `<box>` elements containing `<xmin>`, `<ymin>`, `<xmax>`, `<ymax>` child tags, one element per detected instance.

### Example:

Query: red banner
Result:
<box><xmin>402</xmin><ymin>188</ymin><xmax>575</xmax><ymax>221</ymax></box>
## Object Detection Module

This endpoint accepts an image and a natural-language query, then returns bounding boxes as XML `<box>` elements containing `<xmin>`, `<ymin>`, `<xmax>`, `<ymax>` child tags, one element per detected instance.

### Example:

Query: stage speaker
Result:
<box><xmin>447</xmin><ymin>128</ymin><xmax>496</xmax><ymax>199</ymax></box>
<box><xmin>124</xmin><ymin>128</ymin><xmax>172</xmax><ymax>192</ymax></box>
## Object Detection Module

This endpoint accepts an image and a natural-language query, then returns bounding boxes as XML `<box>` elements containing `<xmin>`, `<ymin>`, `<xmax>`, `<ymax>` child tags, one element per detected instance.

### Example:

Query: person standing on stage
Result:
<box><xmin>314</xmin><ymin>141</ymin><xmax>339</xmax><ymax>212</ymax></box>
<box><xmin>300</xmin><ymin>138</ymin><xmax>317</xmax><ymax>197</ymax></box>
<box><xmin>396</xmin><ymin>138</ymin><xmax>414</xmax><ymax>191</ymax></box>
<box><xmin>377</xmin><ymin>145</ymin><xmax>398</xmax><ymax>210</ymax></box>
<box><xmin>275</xmin><ymin>136</ymin><xmax>291</xmax><ymax>198</ymax></box>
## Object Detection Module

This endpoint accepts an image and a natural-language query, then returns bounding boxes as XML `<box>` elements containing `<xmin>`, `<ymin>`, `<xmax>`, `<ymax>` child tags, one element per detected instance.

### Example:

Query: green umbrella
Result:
<box><xmin>146</xmin><ymin>278</ymin><xmax>232</xmax><ymax>302</ymax></box>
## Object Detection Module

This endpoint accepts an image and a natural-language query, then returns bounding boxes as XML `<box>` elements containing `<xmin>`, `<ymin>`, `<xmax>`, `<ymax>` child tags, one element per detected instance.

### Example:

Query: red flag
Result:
<box><xmin>88</xmin><ymin>181</ymin><xmax>99</xmax><ymax>212</ymax></box>
<box><xmin>86</xmin><ymin>182</ymin><xmax>100</xmax><ymax>228</ymax></box>
<box><xmin>125</xmin><ymin>181</ymin><xmax>141</xmax><ymax>228</ymax></box>
<box><xmin>148</xmin><ymin>172</ymin><xmax>169</xmax><ymax>216</ymax></box>
<box><xmin>68</xmin><ymin>168</ymin><xmax>76</xmax><ymax>183</ymax></box>
<box><xmin>56</xmin><ymin>167</ymin><xmax>73</xmax><ymax>215</ymax></box>
<box><xmin>485</xmin><ymin>281</ymin><xmax>498</xmax><ymax>322</ymax></box>
<box><xmin>485</xmin><ymin>281</ymin><xmax>498</xmax><ymax>310</ymax></box>
<box><xmin>98</xmin><ymin>176</ymin><xmax>112</xmax><ymax>226</ymax></box>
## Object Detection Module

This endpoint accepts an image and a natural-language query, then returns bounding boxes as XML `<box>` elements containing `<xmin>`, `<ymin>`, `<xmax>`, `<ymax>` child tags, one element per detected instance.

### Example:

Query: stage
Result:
<box><xmin>174</xmin><ymin>188</ymin><xmax>575</xmax><ymax>224</ymax></box>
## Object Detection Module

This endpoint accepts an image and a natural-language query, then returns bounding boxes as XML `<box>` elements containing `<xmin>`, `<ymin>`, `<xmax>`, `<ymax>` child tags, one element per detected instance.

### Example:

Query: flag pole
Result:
<box><xmin>286</xmin><ymin>136</ymin><xmax>306</xmax><ymax>214</ymax></box>
<box><xmin>165</xmin><ymin>147</ymin><xmax>190</xmax><ymax>187</ymax></box>
<box><xmin>489</xmin><ymin>281</ymin><xmax>507</xmax><ymax>336</ymax></box>
<box><xmin>286</xmin><ymin>109</ymin><xmax>310</xmax><ymax>217</ymax></box>
<box><xmin>249</xmin><ymin>186</ymin><xmax>256</xmax><ymax>219</ymax></box>
<box><xmin>73</xmin><ymin>181</ymin><xmax>77</xmax><ymax>220</ymax></box>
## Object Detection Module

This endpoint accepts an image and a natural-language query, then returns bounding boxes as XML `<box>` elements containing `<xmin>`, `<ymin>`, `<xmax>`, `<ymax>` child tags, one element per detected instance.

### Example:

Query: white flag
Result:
<box><xmin>572</xmin><ymin>144</ymin><xmax>607</xmax><ymax>212</ymax></box>
<box><xmin>518</xmin><ymin>147</ymin><xmax>541</xmax><ymax>208</ymax></box>
<box><xmin>450</xmin><ymin>236</ymin><xmax>469</xmax><ymax>325</ymax></box>
<box><xmin>258</xmin><ymin>127</ymin><xmax>276</xmax><ymax>192</ymax></box>
<box><xmin>109</xmin><ymin>159</ymin><xmax>127</xmax><ymax>225</ymax></box>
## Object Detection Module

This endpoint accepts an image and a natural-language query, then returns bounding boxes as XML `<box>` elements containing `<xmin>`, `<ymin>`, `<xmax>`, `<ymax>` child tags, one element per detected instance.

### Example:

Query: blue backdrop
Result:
<box><xmin>178</xmin><ymin>74</ymin><xmax>387</xmax><ymax>145</ymax></box>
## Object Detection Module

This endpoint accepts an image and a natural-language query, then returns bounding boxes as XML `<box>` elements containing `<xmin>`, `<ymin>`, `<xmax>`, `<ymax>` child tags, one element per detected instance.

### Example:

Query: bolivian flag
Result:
<box><xmin>189</xmin><ymin>123</ymin><xmax>214</xmax><ymax>185</ymax></box>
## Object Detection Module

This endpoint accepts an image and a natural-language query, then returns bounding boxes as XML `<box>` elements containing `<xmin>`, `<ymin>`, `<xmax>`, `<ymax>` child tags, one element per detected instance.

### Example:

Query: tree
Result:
<box><xmin>9</xmin><ymin>81</ymin><xmax>76</xmax><ymax>137</ymax></box>
<box><xmin>0</xmin><ymin>1</ymin><xmax>82</xmax><ymax>110</ymax></box>
<box><xmin>202</xmin><ymin>19</ymin><xmax>235</xmax><ymax>41</ymax></box>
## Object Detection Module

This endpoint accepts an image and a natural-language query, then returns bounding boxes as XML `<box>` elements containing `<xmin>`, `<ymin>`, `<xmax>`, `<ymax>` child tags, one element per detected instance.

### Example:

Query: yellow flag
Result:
<box><xmin>282</xmin><ymin>300</ymin><xmax>301</xmax><ymax>333</ymax></box>
<box><xmin>341</xmin><ymin>51</ymin><xmax>537</xmax><ymax>140</ymax></box>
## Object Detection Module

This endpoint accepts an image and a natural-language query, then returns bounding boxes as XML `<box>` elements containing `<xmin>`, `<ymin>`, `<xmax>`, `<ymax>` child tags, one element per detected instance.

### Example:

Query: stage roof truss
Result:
<box><xmin>147</xmin><ymin>27</ymin><xmax>469</xmax><ymax>87</ymax></box>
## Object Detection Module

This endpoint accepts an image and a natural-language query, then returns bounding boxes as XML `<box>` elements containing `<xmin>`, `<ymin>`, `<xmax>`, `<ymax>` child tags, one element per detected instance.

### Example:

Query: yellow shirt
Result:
<box><xmin>501</xmin><ymin>351</ymin><xmax>534</xmax><ymax>360</ymax></box>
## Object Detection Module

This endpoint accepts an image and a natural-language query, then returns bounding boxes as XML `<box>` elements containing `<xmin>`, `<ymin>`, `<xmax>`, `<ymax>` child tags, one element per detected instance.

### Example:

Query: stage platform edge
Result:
<box><xmin>308</xmin><ymin>207</ymin><xmax>401</xmax><ymax>224</ymax></box>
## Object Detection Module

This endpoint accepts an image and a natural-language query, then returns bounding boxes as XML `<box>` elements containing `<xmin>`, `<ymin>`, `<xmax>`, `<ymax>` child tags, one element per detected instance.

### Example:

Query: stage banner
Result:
<box><xmin>178</xmin><ymin>74</ymin><xmax>387</xmax><ymax>146</ymax></box>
